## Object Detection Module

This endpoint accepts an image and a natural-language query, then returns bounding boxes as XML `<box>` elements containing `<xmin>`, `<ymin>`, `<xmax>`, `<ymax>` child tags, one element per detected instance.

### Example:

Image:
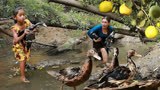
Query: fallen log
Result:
<box><xmin>48</xmin><ymin>0</ymin><xmax>123</xmax><ymax>24</ymax></box>
<box><xmin>0</xmin><ymin>19</ymin><xmax>14</xmax><ymax>25</ymax></box>
<box><xmin>26</xmin><ymin>40</ymin><xmax>57</xmax><ymax>48</ymax></box>
<box><xmin>84</xmin><ymin>79</ymin><xmax>160</xmax><ymax>90</ymax></box>
<box><xmin>0</xmin><ymin>19</ymin><xmax>158</xmax><ymax>44</ymax></box>
<box><xmin>0</xmin><ymin>24</ymin><xmax>13</xmax><ymax>37</ymax></box>
<box><xmin>0</xmin><ymin>19</ymin><xmax>142</xmax><ymax>37</ymax></box>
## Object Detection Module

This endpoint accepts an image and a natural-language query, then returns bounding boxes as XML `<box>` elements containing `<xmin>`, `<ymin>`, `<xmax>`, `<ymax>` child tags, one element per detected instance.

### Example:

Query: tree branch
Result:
<box><xmin>48</xmin><ymin>0</ymin><xmax>147</xmax><ymax>38</ymax></box>
<box><xmin>26</xmin><ymin>40</ymin><xmax>57</xmax><ymax>48</ymax></box>
<box><xmin>48</xmin><ymin>0</ymin><xmax>124</xmax><ymax>24</ymax></box>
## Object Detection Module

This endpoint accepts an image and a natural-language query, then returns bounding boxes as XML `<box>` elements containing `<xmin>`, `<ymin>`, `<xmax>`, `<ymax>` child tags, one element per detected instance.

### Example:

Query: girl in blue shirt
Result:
<box><xmin>88</xmin><ymin>16</ymin><xmax>113</xmax><ymax>66</ymax></box>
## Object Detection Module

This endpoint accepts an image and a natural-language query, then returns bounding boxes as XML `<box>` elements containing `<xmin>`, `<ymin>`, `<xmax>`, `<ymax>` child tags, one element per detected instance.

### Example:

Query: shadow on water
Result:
<box><xmin>0</xmin><ymin>39</ymin><xmax>153</xmax><ymax>90</ymax></box>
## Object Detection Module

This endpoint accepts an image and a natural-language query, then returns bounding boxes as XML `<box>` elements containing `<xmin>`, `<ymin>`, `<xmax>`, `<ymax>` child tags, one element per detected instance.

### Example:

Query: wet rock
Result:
<box><xmin>114</xmin><ymin>34</ymin><xmax>124</xmax><ymax>39</ymax></box>
<box><xmin>134</xmin><ymin>42</ymin><xmax>160</xmax><ymax>80</ymax></box>
<box><xmin>116</xmin><ymin>35</ymin><xmax>141</xmax><ymax>44</ymax></box>
<box><xmin>34</xmin><ymin>59</ymin><xmax>70</xmax><ymax>69</ymax></box>
<box><xmin>70</xmin><ymin>61</ymin><xmax>80</xmax><ymax>64</ymax></box>
<box><xmin>153</xmin><ymin>66</ymin><xmax>160</xmax><ymax>79</ymax></box>
<box><xmin>136</xmin><ymin>66</ymin><xmax>152</xmax><ymax>80</ymax></box>
<box><xmin>33</xmin><ymin>59</ymin><xmax>81</xmax><ymax>69</ymax></box>
<box><xmin>46</xmin><ymin>38</ymin><xmax>82</xmax><ymax>55</ymax></box>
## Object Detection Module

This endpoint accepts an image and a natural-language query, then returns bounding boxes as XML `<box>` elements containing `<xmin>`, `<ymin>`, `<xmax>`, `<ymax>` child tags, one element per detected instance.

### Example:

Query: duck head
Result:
<box><xmin>113</xmin><ymin>48</ymin><xmax>119</xmax><ymax>56</ymax></box>
<box><xmin>87</xmin><ymin>49</ymin><xmax>101</xmax><ymax>60</ymax></box>
<box><xmin>127</xmin><ymin>49</ymin><xmax>142</xmax><ymax>58</ymax></box>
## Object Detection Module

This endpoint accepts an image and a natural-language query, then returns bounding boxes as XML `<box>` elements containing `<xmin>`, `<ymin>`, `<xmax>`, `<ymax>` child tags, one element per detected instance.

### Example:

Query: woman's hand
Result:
<box><xmin>24</xmin><ymin>29</ymin><xmax>30</xmax><ymax>34</ymax></box>
<box><xmin>93</xmin><ymin>37</ymin><xmax>101</xmax><ymax>42</ymax></box>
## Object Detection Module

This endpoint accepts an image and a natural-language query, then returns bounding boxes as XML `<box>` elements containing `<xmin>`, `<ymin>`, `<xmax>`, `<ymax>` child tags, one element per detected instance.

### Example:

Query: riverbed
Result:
<box><xmin>0</xmin><ymin>38</ymin><xmax>152</xmax><ymax>90</ymax></box>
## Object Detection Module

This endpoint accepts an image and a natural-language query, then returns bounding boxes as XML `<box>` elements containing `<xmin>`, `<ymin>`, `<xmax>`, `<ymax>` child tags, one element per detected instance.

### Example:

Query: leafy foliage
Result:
<box><xmin>0</xmin><ymin>0</ymin><xmax>102</xmax><ymax>30</ymax></box>
<box><xmin>0</xmin><ymin>0</ymin><xmax>160</xmax><ymax>33</ymax></box>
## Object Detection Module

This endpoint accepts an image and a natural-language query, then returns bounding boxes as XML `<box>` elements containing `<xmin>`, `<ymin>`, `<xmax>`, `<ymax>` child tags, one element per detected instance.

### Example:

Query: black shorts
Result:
<box><xmin>93</xmin><ymin>41</ymin><xmax>109</xmax><ymax>55</ymax></box>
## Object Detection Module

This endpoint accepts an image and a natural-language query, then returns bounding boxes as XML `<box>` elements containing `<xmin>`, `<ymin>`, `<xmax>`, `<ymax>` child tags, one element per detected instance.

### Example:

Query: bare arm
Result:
<box><xmin>27</xmin><ymin>20</ymin><xmax>38</xmax><ymax>34</ymax></box>
<box><xmin>93</xmin><ymin>38</ymin><xmax>101</xmax><ymax>42</ymax></box>
<box><xmin>11</xmin><ymin>28</ymin><xmax>30</xmax><ymax>43</ymax></box>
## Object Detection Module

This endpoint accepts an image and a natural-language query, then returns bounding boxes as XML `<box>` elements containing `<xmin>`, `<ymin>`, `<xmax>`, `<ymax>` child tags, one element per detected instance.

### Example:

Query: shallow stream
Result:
<box><xmin>0</xmin><ymin>39</ymin><xmax>152</xmax><ymax>90</ymax></box>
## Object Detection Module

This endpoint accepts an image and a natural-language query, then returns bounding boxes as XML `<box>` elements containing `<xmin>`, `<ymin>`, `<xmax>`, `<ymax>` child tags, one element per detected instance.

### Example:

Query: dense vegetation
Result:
<box><xmin>0</xmin><ymin>0</ymin><xmax>160</xmax><ymax>38</ymax></box>
<box><xmin>0</xmin><ymin>0</ymin><xmax>103</xmax><ymax>30</ymax></box>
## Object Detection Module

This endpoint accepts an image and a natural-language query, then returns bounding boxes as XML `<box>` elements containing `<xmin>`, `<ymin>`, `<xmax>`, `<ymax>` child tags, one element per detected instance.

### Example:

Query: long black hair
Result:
<box><xmin>13</xmin><ymin>7</ymin><xmax>24</xmax><ymax>23</ymax></box>
<box><xmin>102</xmin><ymin>16</ymin><xmax>111</xmax><ymax>23</ymax></box>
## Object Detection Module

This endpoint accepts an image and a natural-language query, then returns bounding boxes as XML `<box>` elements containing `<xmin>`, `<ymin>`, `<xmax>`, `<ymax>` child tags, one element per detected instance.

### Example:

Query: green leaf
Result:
<box><xmin>119</xmin><ymin>0</ymin><xmax>124</xmax><ymax>5</ymax></box>
<box><xmin>125</xmin><ymin>0</ymin><xmax>133</xmax><ymax>8</ymax></box>
<box><xmin>144</xmin><ymin>20</ymin><xmax>150</xmax><ymax>28</ymax></box>
<box><xmin>138</xmin><ymin>18</ymin><xmax>147</xmax><ymax>28</ymax></box>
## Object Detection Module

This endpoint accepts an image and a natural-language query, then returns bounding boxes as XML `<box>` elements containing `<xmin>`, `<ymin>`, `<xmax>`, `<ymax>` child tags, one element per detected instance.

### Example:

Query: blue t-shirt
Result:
<box><xmin>88</xmin><ymin>24</ymin><xmax>113</xmax><ymax>43</ymax></box>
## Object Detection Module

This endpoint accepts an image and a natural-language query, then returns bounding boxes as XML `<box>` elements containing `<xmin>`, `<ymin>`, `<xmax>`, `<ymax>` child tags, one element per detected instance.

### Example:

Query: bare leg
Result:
<box><xmin>73</xmin><ymin>86</ymin><xmax>76</xmax><ymax>90</ymax></box>
<box><xmin>20</xmin><ymin>60</ymin><xmax>26</xmax><ymax>80</ymax></box>
<box><xmin>20</xmin><ymin>59</ymin><xmax>30</xmax><ymax>83</ymax></box>
<box><xmin>100</xmin><ymin>48</ymin><xmax>108</xmax><ymax>65</ymax></box>
<box><xmin>60</xmin><ymin>84</ymin><xmax>64</xmax><ymax>90</ymax></box>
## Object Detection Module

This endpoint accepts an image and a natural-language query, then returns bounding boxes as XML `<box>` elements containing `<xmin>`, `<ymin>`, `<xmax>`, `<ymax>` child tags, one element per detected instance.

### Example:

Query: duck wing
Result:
<box><xmin>87</xmin><ymin>66</ymin><xmax>131</xmax><ymax>88</ymax></box>
<box><xmin>59</xmin><ymin>67</ymin><xmax>82</xmax><ymax>79</ymax></box>
<box><xmin>112</xmin><ymin>66</ymin><xmax>131</xmax><ymax>80</ymax></box>
<box><xmin>98</xmin><ymin>66</ymin><xmax>130</xmax><ymax>83</ymax></box>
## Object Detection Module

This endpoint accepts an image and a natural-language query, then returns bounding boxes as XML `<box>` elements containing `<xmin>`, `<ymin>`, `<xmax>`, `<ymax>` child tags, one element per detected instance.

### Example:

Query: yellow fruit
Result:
<box><xmin>157</xmin><ymin>23</ymin><xmax>160</xmax><ymax>28</ymax></box>
<box><xmin>119</xmin><ymin>3</ymin><xmax>132</xmax><ymax>15</ymax></box>
<box><xmin>145</xmin><ymin>26</ymin><xmax>158</xmax><ymax>38</ymax></box>
<box><xmin>149</xmin><ymin>5</ymin><xmax>160</xmax><ymax>18</ymax></box>
<box><xmin>137</xmin><ymin>11</ymin><xmax>144</xmax><ymax>18</ymax></box>
<box><xmin>99</xmin><ymin>1</ymin><xmax>113</xmax><ymax>13</ymax></box>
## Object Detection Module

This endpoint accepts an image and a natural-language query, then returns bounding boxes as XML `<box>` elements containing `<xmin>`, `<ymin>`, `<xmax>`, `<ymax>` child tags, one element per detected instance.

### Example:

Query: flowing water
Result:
<box><xmin>0</xmin><ymin>39</ymin><xmax>153</xmax><ymax>90</ymax></box>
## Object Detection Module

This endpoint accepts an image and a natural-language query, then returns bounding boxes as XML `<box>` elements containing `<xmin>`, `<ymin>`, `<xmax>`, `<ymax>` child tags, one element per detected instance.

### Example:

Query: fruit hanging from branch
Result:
<box><xmin>99</xmin><ymin>1</ymin><xmax>113</xmax><ymax>13</ymax></box>
<box><xmin>145</xmin><ymin>26</ymin><xmax>158</xmax><ymax>38</ymax></box>
<box><xmin>149</xmin><ymin>5</ymin><xmax>160</xmax><ymax>18</ymax></box>
<box><xmin>119</xmin><ymin>3</ymin><xmax>132</xmax><ymax>16</ymax></box>
<box><xmin>157</xmin><ymin>22</ymin><xmax>160</xmax><ymax>28</ymax></box>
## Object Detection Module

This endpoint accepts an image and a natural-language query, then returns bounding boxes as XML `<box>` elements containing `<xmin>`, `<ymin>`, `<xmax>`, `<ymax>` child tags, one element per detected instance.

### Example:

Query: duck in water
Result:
<box><xmin>87</xmin><ymin>49</ymin><xmax>142</xmax><ymax>88</ymax></box>
<box><xmin>47</xmin><ymin>49</ymin><xmax>101</xmax><ymax>90</ymax></box>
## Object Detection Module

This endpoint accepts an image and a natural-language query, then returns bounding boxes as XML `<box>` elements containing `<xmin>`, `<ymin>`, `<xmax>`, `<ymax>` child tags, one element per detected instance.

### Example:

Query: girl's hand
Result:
<box><xmin>32</xmin><ymin>28</ymin><xmax>38</xmax><ymax>33</ymax></box>
<box><xmin>24</xmin><ymin>29</ymin><xmax>30</xmax><ymax>34</ymax></box>
<box><xmin>93</xmin><ymin>37</ymin><xmax>101</xmax><ymax>42</ymax></box>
